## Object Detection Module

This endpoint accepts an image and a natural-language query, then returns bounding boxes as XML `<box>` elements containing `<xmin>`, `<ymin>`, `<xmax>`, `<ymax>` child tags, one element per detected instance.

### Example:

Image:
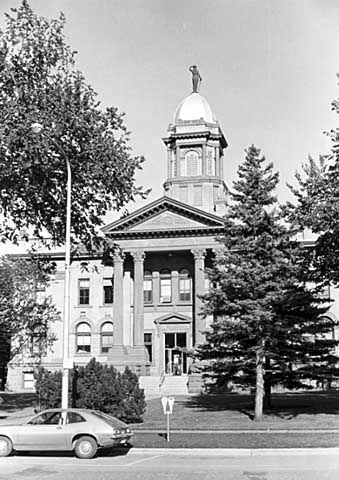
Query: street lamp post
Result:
<box><xmin>31</xmin><ymin>122</ymin><xmax>72</xmax><ymax>410</ymax></box>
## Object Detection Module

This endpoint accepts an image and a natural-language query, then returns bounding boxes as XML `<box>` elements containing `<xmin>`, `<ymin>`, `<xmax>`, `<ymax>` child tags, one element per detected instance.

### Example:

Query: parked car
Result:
<box><xmin>0</xmin><ymin>408</ymin><xmax>133</xmax><ymax>459</ymax></box>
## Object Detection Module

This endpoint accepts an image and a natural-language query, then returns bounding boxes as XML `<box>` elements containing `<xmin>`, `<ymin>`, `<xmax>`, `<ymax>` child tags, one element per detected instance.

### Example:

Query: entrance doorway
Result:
<box><xmin>164</xmin><ymin>332</ymin><xmax>187</xmax><ymax>375</ymax></box>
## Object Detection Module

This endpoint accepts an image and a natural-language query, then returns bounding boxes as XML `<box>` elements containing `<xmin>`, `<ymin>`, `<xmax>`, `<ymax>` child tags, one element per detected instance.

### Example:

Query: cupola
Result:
<box><xmin>162</xmin><ymin>67</ymin><xmax>228</xmax><ymax>216</ymax></box>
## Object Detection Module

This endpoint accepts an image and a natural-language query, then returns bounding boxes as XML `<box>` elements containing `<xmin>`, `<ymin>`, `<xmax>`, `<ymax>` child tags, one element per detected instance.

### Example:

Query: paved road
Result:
<box><xmin>0</xmin><ymin>449</ymin><xmax>338</xmax><ymax>479</ymax></box>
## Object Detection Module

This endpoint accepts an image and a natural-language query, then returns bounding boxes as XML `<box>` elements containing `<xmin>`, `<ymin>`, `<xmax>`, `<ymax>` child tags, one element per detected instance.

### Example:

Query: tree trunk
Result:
<box><xmin>264</xmin><ymin>356</ymin><xmax>272</xmax><ymax>409</ymax></box>
<box><xmin>254</xmin><ymin>345</ymin><xmax>265</xmax><ymax>421</ymax></box>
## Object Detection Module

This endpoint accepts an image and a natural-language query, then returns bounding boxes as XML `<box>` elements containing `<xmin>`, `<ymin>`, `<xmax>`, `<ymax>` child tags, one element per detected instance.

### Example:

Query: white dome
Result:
<box><xmin>174</xmin><ymin>93</ymin><xmax>216</xmax><ymax>123</ymax></box>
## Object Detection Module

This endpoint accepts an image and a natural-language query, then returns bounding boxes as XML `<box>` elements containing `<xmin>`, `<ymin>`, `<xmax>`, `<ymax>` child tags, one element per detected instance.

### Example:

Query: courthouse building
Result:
<box><xmin>6</xmin><ymin>84</ymin><xmax>339</xmax><ymax>393</ymax></box>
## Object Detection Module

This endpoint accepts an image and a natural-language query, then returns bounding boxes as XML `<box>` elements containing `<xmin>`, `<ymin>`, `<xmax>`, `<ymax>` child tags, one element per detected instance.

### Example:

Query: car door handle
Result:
<box><xmin>56</xmin><ymin>426</ymin><xmax>63</xmax><ymax>430</ymax></box>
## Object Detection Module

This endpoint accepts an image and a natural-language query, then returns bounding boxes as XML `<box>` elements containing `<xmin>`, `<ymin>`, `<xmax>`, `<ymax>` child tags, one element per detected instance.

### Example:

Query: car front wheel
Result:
<box><xmin>0</xmin><ymin>436</ymin><xmax>13</xmax><ymax>457</ymax></box>
<box><xmin>74</xmin><ymin>436</ymin><xmax>98</xmax><ymax>459</ymax></box>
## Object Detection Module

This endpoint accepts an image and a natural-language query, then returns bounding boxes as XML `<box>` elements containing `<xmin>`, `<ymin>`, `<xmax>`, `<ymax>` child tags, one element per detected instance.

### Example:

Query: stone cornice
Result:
<box><xmin>106</xmin><ymin>226</ymin><xmax>224</xmax><ymax>240</ymax></box>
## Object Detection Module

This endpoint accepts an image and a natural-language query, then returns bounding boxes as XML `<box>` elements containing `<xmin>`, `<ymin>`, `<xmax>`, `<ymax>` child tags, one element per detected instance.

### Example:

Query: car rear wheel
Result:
<box><xmin>74</xmin><ymin>436</ymin><xmax>98</xmax><ymax>459</ymax></box>
<box><xmin>0</xmin><ymin>436</ymin><xmax>13</xmax><ymax>457</ymax></box>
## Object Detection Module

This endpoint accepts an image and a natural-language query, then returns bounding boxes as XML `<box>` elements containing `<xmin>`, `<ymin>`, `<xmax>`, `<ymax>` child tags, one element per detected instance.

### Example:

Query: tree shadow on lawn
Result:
<box><xmin>184</xmin><ymin>391</ymin><xmax>339</xmax><ymax>420</ymax></box>
<box><xmin>0</xmin><ymin>393</ymin><xmax>38</xmax><ymax>416</ymax></box>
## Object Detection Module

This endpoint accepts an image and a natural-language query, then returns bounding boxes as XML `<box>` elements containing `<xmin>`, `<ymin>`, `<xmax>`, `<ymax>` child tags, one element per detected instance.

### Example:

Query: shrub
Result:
<box><xmin>35</xmin><ymin>367</ymin><xmax>62</xmax><ymax>410</ymax></box>
<box><xmin>120</xmin><ymin>367</ymin><xmax>146</xmax><ymax>423</ymax></box>
<box><xmin>34</xmin><ymin>358</ymin><xmax>146</xmax><ymax>422</ymax></box>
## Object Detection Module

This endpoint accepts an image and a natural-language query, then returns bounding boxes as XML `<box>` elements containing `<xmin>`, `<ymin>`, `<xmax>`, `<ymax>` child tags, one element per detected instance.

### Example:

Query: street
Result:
<box><xmin>0</xmin><ymin>449</ymin><xmax>338</xmax><ymax>479</ymax></box>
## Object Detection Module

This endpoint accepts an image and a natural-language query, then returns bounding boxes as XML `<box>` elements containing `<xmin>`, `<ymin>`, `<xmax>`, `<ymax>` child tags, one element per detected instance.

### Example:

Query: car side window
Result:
<box><xmin>28</xmin><ymin>412</ymin><xmax>61</xmax><ymax>425</ymax></box>
<box><xmin>66</xmin><ymin>412</ymin><xmax>86</xmax><ymax>424</ymax></box>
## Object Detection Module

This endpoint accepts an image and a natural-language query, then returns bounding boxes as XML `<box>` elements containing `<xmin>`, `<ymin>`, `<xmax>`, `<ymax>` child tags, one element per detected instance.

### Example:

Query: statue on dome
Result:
<box><xmin>189</xmin><ymin>65</ymin><xmax>202</xmax><ymax>93</ymax></box>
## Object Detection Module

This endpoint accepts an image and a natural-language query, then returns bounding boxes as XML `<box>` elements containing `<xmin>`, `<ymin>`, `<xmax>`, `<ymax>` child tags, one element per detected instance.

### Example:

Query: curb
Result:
<box><xmin>134</xmin><ymin>428</ymin><xmax>339</xmax><ymax>434</ymax></box>
<box><xmin>130</xmin><ymin>447</ymin><xmax>339</xmax><ymax>456</ymax></box>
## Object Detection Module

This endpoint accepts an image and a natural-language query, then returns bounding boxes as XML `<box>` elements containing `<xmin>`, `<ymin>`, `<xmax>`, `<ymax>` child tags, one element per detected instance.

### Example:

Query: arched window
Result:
<box><xmin>180</xmin><ymin>149</ymin><xmax>201</xmax><ymax>177</ymax></box>
<box><xmin>76</xmin><ymin>322</ymin><xmax>91</xmax><ymax>353</ymax></box>
<box><xmin>179</xmin><ymin>268</ymin><xmax>191</xmax><ymax>302</ymax></box>
<box><xmin>160</xmin><ymin>269</ymin><xmax>172</xmax><ymax>304</ymax></box>
<box><xmin>100</xmin><ymin>322</ymin><xmax>114</xmax><ymax>353</ymax></box>
<box><xmin>144</xmin><ymin>270</ymin><xmax>153</xmax><ymax>304</ymax></box>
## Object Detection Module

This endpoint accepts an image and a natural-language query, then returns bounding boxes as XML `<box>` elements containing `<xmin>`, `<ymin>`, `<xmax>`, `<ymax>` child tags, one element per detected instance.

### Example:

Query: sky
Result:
<box><xmin>1</xmin><ymin>0</ymin><xmax>339</xmax><ymax>221</ymax></box>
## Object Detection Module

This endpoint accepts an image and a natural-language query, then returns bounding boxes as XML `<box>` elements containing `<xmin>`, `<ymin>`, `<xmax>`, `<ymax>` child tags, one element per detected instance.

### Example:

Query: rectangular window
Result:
<box><xmin>213</xmin><ymin>185</ymin><xmax>219</xmax><ymax>202</ymax></box>
<box><xmin>179</xmin><ymin>278</ymin><xmax>191</xmax><ymax>302</ymax></box>
<box><xmin>36</xmin><ymin>283</ymin><xmax>46</xmax><ymax>304</ymax></box>
<box><xmin>179</xmin><ymin>186</ymin><xmax>188</xmax><ymax>203</ymax></box>
<box><xmin>30</xmin><ymin>334</ymin><xmax>42</xmax><ymax>356</ymax></box>
<box><xmin>101</xmin><ymin>335</ymin><xmax>112</xmax><ymax>353</ymax></box>
<box><xmin>77</xmin><ymin>335</ymin><xmax>91</xmax><ymax>353</ymax></box>
<box><xmin>103</xmin><ymin>278</ymin><xmax>113</xmax><ymax>304</ymax></box>
<box><xmin>79</xmin><ymin>279</ymin><xmax>90</xmax><ymax>305</ymax></box>
<box><xmin>144</xmin><ymin>332</ymin><xmax>153</xmax><ymax>363</ymax></box>
<box><xmin>160</xmin><ymin>278</ymin><xmax>172</xmax><ymax>303</ymax></box>
<box><xmin>193</xmin><ymin>185</ymin><xmax>202</xmax><ymax>206</ymax></box>
<box><xmin>23</xmin><ymin>372</ymin><xmax>35</xmax><ymax>390</ymax></box>
<box><xmin>318</xmin><ymin>285</ymin><xmax>331</xmax><ymax>300</ymax></box>
<box><xmin>144</xmin><ymin>278</ymin><xmax>153</xmax><ymax>304</ymax></box>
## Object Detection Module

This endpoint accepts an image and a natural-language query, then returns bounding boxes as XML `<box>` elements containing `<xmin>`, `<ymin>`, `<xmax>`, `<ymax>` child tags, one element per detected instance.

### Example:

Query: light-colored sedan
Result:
<box><xmin>0</xmin><ymin>408</ymin><xmax>133</xmax><ymax>459</ymax></box>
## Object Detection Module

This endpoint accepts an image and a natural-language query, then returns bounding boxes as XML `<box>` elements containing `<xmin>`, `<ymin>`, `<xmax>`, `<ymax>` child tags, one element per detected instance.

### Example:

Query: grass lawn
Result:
<box><xmin>130</xmin><ymin>391</ymin><xmax>339</xmax><ymax>448</ymax></box>
<box><xmin>131</xmin><ymin>391</ymin><xmax>339</xmax><ymax>431</ymax></box>
<box><xmin>2</xmin><ymin>390</ymin><xmax>339</xmax><ymax>448</ymax></box>
<box><xmin>131</xmin><ymin>431</ymin><xmax>339</xmax><ymax>449</ymax></box>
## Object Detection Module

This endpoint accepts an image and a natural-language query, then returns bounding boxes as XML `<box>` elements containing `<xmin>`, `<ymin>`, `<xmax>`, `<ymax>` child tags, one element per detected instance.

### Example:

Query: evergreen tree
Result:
<box><xmin>197</xmin><ymin>145</ymin><xmax>338</xmax><ymax>421</ymax></box>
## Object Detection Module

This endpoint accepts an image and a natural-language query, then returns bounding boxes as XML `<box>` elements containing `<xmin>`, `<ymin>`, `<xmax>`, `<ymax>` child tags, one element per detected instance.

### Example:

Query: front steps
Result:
<box><xmin>139</xmin><ymin>375</ymin><xmax>189</xmax><ymax>398</ymax></box>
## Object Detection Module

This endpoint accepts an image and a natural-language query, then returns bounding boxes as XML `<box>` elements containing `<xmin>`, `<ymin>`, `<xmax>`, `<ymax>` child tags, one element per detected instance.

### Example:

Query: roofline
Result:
<box><xmin>101</xmin><ymin>196</ymin><xmax>226</xmax><ymax>232</ymax></box>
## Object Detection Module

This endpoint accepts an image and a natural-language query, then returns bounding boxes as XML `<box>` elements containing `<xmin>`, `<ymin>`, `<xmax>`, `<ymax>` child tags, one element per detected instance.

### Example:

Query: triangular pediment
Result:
<box><xmin>102</xmin><ymin>196</ymin><xmax>225</xmax><ymax>237</ymax></box>
<box><xmin>129</xmin><ymin>211</ymin><xmax>204</xmax><ymax>231</ymax></box>
<box><xmin>154</xmin><ymin>313</ymin><xmax>192</xmax><ymax>324</ymax></box>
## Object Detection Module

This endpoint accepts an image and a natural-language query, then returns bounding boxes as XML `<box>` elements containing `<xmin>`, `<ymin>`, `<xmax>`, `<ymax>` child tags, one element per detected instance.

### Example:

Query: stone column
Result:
<box><xmin>153</xmin><ymin>271</ymin><xmax>160</xmax><ymax>304</ymax></box>
<box><xmin>176</xmin><ymin>146</ymin><xmax>181</xmax><ymax>176</ymax></box>
<box><xmin>131</xmin><ymin>251</ymin><xmax>146</xmax><ymax>347</ymax></box>
<box><xmin>113</xmin><ymin>250</ymin><xmax>125</xmax><ymax>345</ymax></box>
<box><xmin>191</xmin><ymin>249</ymin><xmax>207</xmax><ymax>346</ymax></box>
<box><xmin>217</xmin><ymin>148</ymin><xmax>222</xmax><ymax>179</ymax></box>
<box><xmin>202</xmin><ymin>143</ymin><xmax>207</xmax><ymax>175</ymax></box>
<box><xmin>167</xmin><ymin>147</ymin><xmax>172</xmax><ymax>179</ymax></box>
<box><xmin>172</xmin><ymin>270</ymin><xmax>179</xmax><ymax>304</ymax></box>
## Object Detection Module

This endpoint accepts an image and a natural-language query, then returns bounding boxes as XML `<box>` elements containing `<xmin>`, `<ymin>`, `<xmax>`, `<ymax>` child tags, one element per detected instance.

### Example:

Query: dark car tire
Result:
<box><xmin>0</xmin><ymin>436</ymin><xmax>13</xmax><ymax>457</ymax></box>
<box><xmin>74</xmin><ymin>436</ymin><xmax>98</xmax><ymax>459</ymax></box>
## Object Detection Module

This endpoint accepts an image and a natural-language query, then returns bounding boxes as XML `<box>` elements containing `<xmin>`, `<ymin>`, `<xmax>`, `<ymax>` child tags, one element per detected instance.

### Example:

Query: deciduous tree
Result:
<box><xmin>0</xmin><ymin>255</ymin><xmax>58</xmax><ymax>387</ymax></box>
<box><xmin>287</xmin><ymin>75</ymin><xmax>339</xmax><ymax>286</ymax></box>
<box><xmin>0</xmin><ymin>0</ymin><xmax>148</xmax><ymax>250</ymax></box>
